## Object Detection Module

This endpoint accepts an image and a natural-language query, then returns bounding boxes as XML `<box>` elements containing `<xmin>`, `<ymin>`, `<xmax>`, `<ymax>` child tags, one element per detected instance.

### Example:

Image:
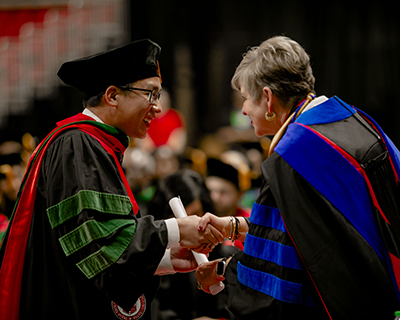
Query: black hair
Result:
<box><xmin>82</xmin><ymin>91</ymin><xmax>104</xmax><ymax>108</ymax></box>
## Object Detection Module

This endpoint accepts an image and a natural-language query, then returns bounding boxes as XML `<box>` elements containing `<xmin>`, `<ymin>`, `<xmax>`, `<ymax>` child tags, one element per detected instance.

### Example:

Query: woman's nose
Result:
<box><xmin>241</xmin><ymin>105</ymin><xmax>247</xmax><ymax>116</ymax></box>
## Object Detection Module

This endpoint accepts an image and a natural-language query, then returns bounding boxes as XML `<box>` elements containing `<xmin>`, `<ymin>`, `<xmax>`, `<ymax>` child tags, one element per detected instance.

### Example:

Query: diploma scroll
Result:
<box><xmin>169</xmin><ymin>196</ymin><xmax>225</xmax><ymax>295</ymax></box>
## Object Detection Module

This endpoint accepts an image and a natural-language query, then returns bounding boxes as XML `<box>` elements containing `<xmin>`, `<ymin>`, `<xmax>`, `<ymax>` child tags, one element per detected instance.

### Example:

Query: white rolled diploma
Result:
<box><xmin>169</xmin><ymin>196</ymin><xmax>225</xmax><ymax>295</ymax></box>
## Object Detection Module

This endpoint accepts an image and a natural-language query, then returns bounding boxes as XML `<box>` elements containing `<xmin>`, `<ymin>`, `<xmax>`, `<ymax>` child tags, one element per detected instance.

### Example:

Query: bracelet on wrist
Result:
<box><xmin>233</xmin><ymin>216</ymin><xmax>240</xmax><ymax>241</ymax></box>
<box><xmin>228</xmin><ymin>216</ymin><xmax>235</xmax><ymax>241</ymax></box>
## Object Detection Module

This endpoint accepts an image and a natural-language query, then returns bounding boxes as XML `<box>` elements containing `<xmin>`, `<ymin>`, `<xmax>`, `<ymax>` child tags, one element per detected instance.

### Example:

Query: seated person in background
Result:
<box><xmin>205</xmin><ymin>156</ymin><xmax>251</xmax><ymax>250</ymax></box>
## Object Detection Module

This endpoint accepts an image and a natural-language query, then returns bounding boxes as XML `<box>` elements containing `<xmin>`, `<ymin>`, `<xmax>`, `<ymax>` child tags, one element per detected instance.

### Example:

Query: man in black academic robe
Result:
<box><xmin>0</xmin><ymin>39</ymin><xmax>221</xmax><ymax>320</ymax></box>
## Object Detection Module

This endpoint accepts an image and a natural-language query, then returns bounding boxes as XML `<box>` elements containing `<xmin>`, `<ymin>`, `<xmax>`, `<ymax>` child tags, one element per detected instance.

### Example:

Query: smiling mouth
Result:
<box><xmin>143</xmin><ymin>116</ymin><xmax>153</xmax><ymax>128</ymax></box>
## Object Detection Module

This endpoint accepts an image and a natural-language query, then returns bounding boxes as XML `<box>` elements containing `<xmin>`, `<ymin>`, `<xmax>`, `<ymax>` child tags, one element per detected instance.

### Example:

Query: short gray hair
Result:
<box><xmin>231</xmin><ymin>35</ymin><xmax>315</xmax><ymax>109</ymax></box>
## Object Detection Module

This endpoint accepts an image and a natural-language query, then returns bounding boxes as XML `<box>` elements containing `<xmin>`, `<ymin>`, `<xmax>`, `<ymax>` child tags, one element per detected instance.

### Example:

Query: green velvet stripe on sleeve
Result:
<box><xmin>76</xmin><ymin>223</ymin><xmax>137</xmax><ymax>279</ymax></box>
<box><xmin>47</xmin><ymin>190</ymin><xmax>133</xmax><ymax>228</ymax></box>
<box><xmin>59</xmin><ymin>219</ymin><xmax>136</xmax><ymax>256</ymax></box>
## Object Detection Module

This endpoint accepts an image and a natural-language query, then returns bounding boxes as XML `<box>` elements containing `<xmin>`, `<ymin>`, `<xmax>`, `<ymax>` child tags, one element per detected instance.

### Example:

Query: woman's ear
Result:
<box><xmin>104</xmin><ymin>86</ymin><xmax>119</xmax><ymax>106</ymax></box>
<box><xmin>262</xmin><ymin>87</ymin><xmax>273</xmax><ymax>111</ymax></box>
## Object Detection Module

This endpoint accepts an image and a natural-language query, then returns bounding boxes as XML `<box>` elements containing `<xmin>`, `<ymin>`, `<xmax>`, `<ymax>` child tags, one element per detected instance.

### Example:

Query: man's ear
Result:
<box><xmin>104</xmin><ymin>86</ymin><xmax>119</xmax><ymax>106</ymax></box>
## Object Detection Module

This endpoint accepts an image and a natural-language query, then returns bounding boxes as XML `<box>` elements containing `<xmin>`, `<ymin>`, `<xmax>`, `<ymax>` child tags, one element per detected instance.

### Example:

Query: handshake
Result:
<box><xmin>167</xmin><ymin>197</ymin><xmax>247</xmax><ymax>295</ymax></box>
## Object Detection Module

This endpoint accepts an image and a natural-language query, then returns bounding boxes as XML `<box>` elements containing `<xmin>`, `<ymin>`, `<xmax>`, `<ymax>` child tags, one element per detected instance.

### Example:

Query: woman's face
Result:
<box><xmin>240</xmin><ymin>87</ymin><xmax>270</xmax><ymax>137</ymax></box>
<box><xmin>240</xmin><ymin>86</ymin><xmax>284</xmax><ymax>136</ymax></box>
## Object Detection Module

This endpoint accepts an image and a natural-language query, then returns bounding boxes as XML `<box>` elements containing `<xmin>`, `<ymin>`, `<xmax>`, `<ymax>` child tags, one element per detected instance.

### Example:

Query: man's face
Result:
<box><xmin>115</xmin><ymin>77</ymin><xmax>162</xmax><ymax>138</ymax></box>
<box><xmin>206</xmin><ymin>176</ymin><xmax>240</xmax><ymax>217</ymax></box>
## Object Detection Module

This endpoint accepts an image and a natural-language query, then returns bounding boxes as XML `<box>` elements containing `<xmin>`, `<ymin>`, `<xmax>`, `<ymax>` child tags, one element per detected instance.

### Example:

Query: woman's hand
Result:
<box><xmin>198</xmin><ymin>213</ymin><xmax>231</xmax><ymax>239</ymax></box>
<box><xmin>195</xmin><ymin>259</ymin><xmax>225</xmax><ymax>294</ymax></box>
<box><xmin>177</xmin><ymin>215</ymin><xmax>224</xmax><ymax>253</ymax></box>
<box><xmin>198</xmin><ymin>213</ymin><xmax>249</xmax><ymax>243</ymax></box>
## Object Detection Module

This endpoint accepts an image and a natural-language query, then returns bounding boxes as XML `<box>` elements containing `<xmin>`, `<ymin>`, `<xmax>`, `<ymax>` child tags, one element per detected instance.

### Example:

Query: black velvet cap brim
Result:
<box><xmin>57</xmin><ymin>39</ymin><xmax>161</xmax><ymax>96</ymax></box>
<box><xmin>207</xmin><ymin>158</ymin><xmax>240</xmax><ymax>190</ymax></box>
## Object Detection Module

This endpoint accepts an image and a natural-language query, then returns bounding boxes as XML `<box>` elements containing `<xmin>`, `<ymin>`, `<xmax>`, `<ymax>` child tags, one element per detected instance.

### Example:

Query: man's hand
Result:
<box><xmin>170</xmin><ymin>246</ymin><xmax>197</xmax><ymax>273</ymax></box>
<box><xmin>177</xmin><ymin>215</ymin><xmax>224</xmax><ymax>253</ymax></box>
<box><xmin>195</xmin><ymin>259</ymin><xmax>225</xmax><ymax>294</ymax></box>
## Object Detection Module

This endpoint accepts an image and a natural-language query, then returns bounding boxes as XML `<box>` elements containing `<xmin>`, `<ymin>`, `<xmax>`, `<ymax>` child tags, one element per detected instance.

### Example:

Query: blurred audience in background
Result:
<box><xmin>231</xmin><ymin>139</ymin><xmax>270</xmax><ymax>209</ymax></box>
<box><xmin>122</xmin><ymin>145</ymin><xmax>157</xmax><ymax>216</ymax></box>
<box><xmin>0</xmin><ymin>133</ymin><xmax>36</xmax><ymax>238</ymax></box>
<box><xmin>152</xmin><ymin>146</ymin><xmax>181</xmax><ymax>182</ymax></box>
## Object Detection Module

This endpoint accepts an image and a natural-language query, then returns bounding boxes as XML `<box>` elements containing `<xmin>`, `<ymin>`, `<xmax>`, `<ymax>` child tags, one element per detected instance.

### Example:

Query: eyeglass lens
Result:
<box><xmin>150</xmin><ymin>90</ymin><xmax>162</xmax><ymax>104</ymax></box>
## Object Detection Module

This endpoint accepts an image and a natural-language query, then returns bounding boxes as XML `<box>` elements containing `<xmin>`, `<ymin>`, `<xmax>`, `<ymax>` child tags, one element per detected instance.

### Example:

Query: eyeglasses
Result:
<box><xmin>119</xmin><ymin>86</ymin><xmax>162</xmax><ymax>104</ymax></box>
